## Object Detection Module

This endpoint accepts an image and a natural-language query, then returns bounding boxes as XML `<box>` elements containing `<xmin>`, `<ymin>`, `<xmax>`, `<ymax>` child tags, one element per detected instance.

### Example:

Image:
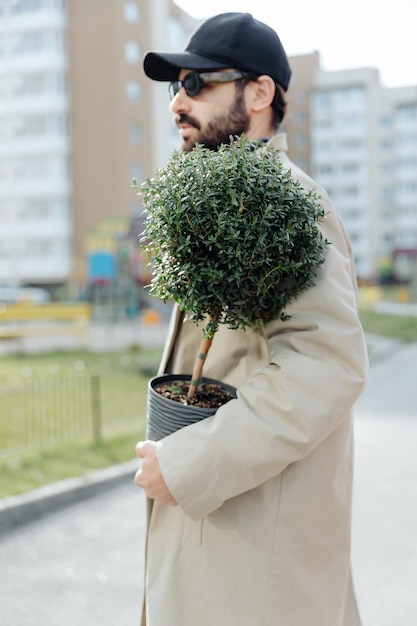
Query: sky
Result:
<box><xmin>174</xmin><ymin>0</ymin><xmax>417</xmax><ymax>89</ymax></box>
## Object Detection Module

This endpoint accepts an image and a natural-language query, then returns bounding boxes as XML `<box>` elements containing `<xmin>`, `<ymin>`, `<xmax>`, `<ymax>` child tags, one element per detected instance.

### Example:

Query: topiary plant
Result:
<box><xmin>134</xmin><ymin>136</ymin><xmax>328</xmax><ymax>402</ymax></box>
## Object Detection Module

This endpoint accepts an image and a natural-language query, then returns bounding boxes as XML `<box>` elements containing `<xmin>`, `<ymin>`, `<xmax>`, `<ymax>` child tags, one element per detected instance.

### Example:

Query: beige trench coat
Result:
<box><xmin>140</xmin><ymin>133</ymin><xmax>368</xmax><ymax>626</ymax></box>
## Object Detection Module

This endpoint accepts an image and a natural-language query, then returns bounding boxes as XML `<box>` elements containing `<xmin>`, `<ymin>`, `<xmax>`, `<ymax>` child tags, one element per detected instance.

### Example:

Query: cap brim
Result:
<box><xmin>143</xmin><ymin>51</ymin><xmax>230</xmax><ymax>81</ymax></box>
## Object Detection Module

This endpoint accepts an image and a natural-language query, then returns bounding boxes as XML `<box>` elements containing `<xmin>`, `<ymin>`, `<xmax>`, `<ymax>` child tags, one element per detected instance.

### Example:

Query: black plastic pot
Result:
<box><xmin>146</xmin><ymin>374</ymin><xmax>237</xmax><ymax>441</ymax></box>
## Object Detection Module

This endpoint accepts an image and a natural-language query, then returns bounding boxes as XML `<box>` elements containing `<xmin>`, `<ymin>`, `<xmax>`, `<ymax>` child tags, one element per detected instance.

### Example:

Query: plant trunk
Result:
<box><xmin>187</xmin><ymin>335</ymin><xmax>214</xmax><ymax>401</ymax></box>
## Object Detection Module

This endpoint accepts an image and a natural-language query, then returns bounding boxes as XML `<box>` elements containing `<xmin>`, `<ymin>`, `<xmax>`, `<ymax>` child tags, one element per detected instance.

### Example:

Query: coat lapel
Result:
<box><xmin>157</xmin><ymin>305</ymin><xmax>183</xmax><ymax>375</ymax></box>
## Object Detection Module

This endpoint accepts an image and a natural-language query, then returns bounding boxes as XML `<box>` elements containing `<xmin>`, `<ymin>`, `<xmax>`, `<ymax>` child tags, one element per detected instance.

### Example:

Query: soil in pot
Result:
<box><xmin>154</xmin><ymin>380</ymin><xmax>235</xmax><ymax>409</ymax></box>
<box><xmin>147</xmin><ymin>375</ymin><xmax>237</xmax><ymax>440</ymax></box>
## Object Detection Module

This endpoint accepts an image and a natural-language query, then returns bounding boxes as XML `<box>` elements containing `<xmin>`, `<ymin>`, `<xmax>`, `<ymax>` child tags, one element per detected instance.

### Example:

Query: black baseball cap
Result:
<box><xmin>143</xmin><ymin>12</ymin><xmax>292</xmax><ymax>92</ymax></box>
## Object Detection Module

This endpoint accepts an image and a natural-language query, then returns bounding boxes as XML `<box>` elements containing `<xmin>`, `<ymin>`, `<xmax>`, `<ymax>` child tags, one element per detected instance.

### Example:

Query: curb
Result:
<box><xmin>0</xmin><ymin>459</ymin><xmax>139</xmax><ymax>537</ymax></box>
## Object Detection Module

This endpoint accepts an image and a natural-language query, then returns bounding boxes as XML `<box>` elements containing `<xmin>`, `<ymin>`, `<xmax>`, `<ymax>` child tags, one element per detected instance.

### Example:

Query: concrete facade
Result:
<box><xmin>284</xmin><ymin>53</ymin><xmax>417</xmax><ymax>281</ymax></box>
<box><xmin>0</xmin><ymin>0</ymin><xmax>196</xmax><ymax>289</ymax></box>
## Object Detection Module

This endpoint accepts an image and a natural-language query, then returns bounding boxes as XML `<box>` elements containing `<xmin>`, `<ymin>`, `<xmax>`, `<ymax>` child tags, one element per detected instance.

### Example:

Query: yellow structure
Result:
<box><xmin>0</xmin><ymin>303</ymin><xmax>91</xmax><ymax>339</ymax></box>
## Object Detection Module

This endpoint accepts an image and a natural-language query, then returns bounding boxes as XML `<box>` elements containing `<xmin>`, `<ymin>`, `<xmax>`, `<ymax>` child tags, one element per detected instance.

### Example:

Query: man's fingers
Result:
<box><xmin>135</xmin><ymin>439</ymin><xmax>156</xmax><ymax>458</ymax></box>
<box><xmin>136</xmin><ymin>441</ymin><xmax>145</xmax><ymax>458</ymax></box>
<box><xmin>134</xmin><ymin>465</ymin><xmax>144</xmax><ymax>486</ymax></box>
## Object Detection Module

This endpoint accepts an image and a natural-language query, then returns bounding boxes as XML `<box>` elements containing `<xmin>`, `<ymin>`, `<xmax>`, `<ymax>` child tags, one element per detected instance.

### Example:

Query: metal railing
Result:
<box><xmin>0</xmin><ymin>368</ymin><xmax>149</xmax><ymax>457</ymax></box>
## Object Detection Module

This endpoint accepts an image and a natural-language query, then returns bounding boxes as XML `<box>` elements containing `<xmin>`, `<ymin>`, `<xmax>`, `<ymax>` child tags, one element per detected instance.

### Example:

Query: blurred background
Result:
<box><xmin>0</xmin><ymin>0</ymin><xmax>416</xmax><ymax>313</ymax></box>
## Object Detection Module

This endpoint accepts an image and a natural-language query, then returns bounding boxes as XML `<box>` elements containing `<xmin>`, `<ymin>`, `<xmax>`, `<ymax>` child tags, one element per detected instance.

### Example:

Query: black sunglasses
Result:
<box><xmin>168</xmin><ymin>70</ymin><xmax>251</xmax><ymax>99</ymax></box>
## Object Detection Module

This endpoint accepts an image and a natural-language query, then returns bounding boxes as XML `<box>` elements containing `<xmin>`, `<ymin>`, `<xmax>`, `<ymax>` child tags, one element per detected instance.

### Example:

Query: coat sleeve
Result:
<box><xmin>156</xmin><ymin>191</ymin><xmax>369</xmax><ymax>520</ymax></box>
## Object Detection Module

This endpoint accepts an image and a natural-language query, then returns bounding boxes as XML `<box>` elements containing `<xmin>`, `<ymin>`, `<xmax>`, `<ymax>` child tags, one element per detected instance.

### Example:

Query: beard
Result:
<box><xmin>177</xmin><ymin>92</ymin><xmax>250</xmax><ymax>152</ymax></box>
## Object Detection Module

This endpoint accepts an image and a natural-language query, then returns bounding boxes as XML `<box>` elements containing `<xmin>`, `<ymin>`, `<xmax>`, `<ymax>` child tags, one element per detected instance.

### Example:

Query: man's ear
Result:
<box><xmin>248</xmin><ymin>75</ymin><xmax>276</xmax><ymax>112</ymax></box>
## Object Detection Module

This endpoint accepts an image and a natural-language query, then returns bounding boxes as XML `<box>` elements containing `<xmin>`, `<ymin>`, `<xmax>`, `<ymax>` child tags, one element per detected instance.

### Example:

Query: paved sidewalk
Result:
<box><xmin>0</xmin><ymin>478</ymin><xmax>146</xmax><ymax>626</ymax></box>
<box><xmin>0</xmin><ymin>460</ymin><xmax>140</xmax><ymax>536</ymax></box>
<box><xmin>352</xmin><ymin>341</ymin><xmax>417</xmax><ymax>626</ymax></box>
<box><xmin>0</xmin><ymin>337</ymin><xmax>415</xmax><ymax>626</ymax></box>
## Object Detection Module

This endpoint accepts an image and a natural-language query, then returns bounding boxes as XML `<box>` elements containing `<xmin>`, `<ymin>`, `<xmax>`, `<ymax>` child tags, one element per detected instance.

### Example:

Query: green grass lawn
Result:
<box><xmin>359</xmin><ymin>310</ymin><xmax>417</xmax><ymax>342</ymax></box>
<box><xmin>0</xmin><ymin>432</ymin><xmax>143</xmax><ymax>499</ymax></box>
<box><xmin>0</xmin><ymin>346</ymin><xmax>163</xmax><ymax>382</ymax></box>
<box><xmin>0</xmin><ymin>346</ymin><xmax>160</xmax><ymax>498</ymax></box>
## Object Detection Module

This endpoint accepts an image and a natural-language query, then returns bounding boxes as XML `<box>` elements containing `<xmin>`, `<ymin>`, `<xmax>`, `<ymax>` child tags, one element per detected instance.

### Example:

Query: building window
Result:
<box><xmin>48</xmin><ymin>72</ymin><xmax>67</xmax><ymax>94</ymax></box>
<box><xmin>341</xmin><ymin>186</ymin><xmax>360</xmax><ymax>196</ymax></box>
<box><xmin>294</xmin><ymin>111</ymin><xmax>307</xmax><ymax>124</ymax></box>
<box><xmin>129</xmin><ymin>122</ymin><xmax>142</xmax><ymax>145</ymax></box>
<box><xmin>317</xmin><ymin>164</ymin><xmax>332</xmax><ymax>174</ymax></box>
<box><xmin>379</xmin><ymin>115</ymin><xmax>392</xmax><ymax>127</ymax></box>
<box><xmin>397</xmin><ymin>133</ymin><xmax>417</xmax><ymax>146</ymax></box>
<box><xmin>130</xmin><ymin>162</ymin><xmax>143</xmax><ymax>185</ymax></box>
<box><xmin>379</xmin><ymin>162</ymin><xmax>393</xmax><ymax>174</ymax></box>
<box><xmin>341</xmin><ymin>162</ymin><xmax>359</xmax><ymax>172</ymax></box>
<box><xmin>339</xmin><ymin>114</ymin><xmax>365</xmax><ymax>129</ymax></box>
<box><xmin>15</xmin><ymin>115</ymin><xmax>47</xmax><ymax>136</ymax></box>
<box><xmin>13</xmin><ymin>73</ymin><xmax>45</xmax><ymax>95</ymax></box>
<box><xmin>398</xmin><ymin>105</ymin><xmax>417</xmax><ymax>121</ymax></box>
<box><xmin>11</xmin><ymin>0</ymin><xmax>44</xmax><ymax>13</ymax></box>
<box><xmin>125</xmin><ymin>79</ymin><xmax>141</xmax><ymax>102</ymax></box>
<box><xmin>125</xmin><ymin>40</ymin><xmax>140</xmax><ymax>65</ymax></box>
<box><xmin>295</xmin><ymin>133</ymin><xmax>307</xmax><ymax>148</ymax></box>
<box><xmin>17</xmin><ymin>198</ymin><xmax>49</xmax><ymax>218</ymax></box>
<box><xmin>337</xmin><ymin>87</ymin><xmax>365</xmax><ymax>105</ymax></box>
<box><xmin>314</xmin><ymin>140</ymin><xmax>332</xmax><ymax>152</ymax></box>
<box><xmin>11</xmin><ymin>30</ymin><xmax>63</xmax><ymax>55</ymax></box>
<box><xmin>48</xmin><ymin>114</ymin><xmax>67</xmax><ymax>135</ymax></box>
<box><xmin>23</xmin><ymin>239</ymin><xmax>53</xmax><ymax>257</ymax></box>
<box><xmin>379</xmin><ymin>138</ymin><xmax>392</xmax><ymax>150</ymax></box>
<box><xmin>398</xmin><ymin>156</ymin><xmax>417</xmax><ymax>169</ymax></box>
<box><xmin>398</xmin><ymin>181</ymin><xmax>417</xmax><ymax>194</ymax></box>
<box><xmin>315</xmin><ymin>118</ymin><xmax>332</xmax><ymax>129</ymax></box>
<box><xmin>295</xmin><ymin>156</ymin><xmax>308</xmax><ymax>171</ymax></box>
<box><xmin>294</xmin><ymin>91</ymin><xmax>307</xmax><ymax>104</ymax></box>
<box><xmin>340</xmin><ymin>138</ymin><xmax>363</xmax><ymax>149</ymax></box>
<box><xmin>13</xmin><ymin>156</ymin><xmax>67</xmax><ymax>179</ymax></box>
<box><xmin>124</xmin><ymin>0</ymin><xmax>139</xmax><ymax>23</ymax></box>
<box><xmin>380</xmin><ymin>187</ymin><xmax>394</xmax><ymax>200</ymax></box>
<box><xmin>12</xmin><ymin>31</ymin><xmax>44</xmax><ymax>54</ymax></box>
<box><xmin>312</xmin><ymin>91</ymin><xmax>332</xmax><ymax>110</ymax></box>
<box><xmin>13</xmin><ymin>114</ymin><xmax>67</xmax><ymax>137</ymax></box>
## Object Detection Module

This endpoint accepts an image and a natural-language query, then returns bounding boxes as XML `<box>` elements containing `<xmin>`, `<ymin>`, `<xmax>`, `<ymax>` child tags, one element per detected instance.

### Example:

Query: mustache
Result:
<box><xmin>175</xmin><ymin>113</ymin><xmax>200</xmax><ymax>130</ymax></box>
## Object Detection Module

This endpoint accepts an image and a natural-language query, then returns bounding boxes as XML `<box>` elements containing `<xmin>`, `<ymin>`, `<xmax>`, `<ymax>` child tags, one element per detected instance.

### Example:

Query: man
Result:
<box><xmin>135</xmin><ymin>12</ymin><xmax>368</xmax><ymax>626</ymax></box>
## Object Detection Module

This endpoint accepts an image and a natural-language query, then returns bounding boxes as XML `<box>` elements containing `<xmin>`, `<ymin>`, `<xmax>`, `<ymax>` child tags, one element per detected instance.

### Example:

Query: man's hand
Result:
<box><xmin>135</xmin><ymin>440</ymin><xmax>177</xmax><ymax>506</ymax></box>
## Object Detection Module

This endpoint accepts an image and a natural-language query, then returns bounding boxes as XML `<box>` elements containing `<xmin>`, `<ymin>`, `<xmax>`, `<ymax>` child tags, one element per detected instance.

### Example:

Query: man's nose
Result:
<box><xmin>170</xmin><ymin>88</ymin><xmax>191</xmax><ymax>114</ymax></box>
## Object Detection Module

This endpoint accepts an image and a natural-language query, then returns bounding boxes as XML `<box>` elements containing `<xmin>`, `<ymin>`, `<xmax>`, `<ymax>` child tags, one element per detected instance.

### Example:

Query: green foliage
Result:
<box><xmin>0</xmin><ymin>347</ymin><xmax>162</xmax><ymax>380</ymax></box>
<box><xmin>0</xmin><ymin>348</ymin><xmax>158</xmax><ymax>467</ymax></box>
<box><xmin>139</xmin><ymin>136</ymin><xmax>328</xmax><ymax>339</ymax></box>
<box><xmin>359</xmin><ymin>310</ymin><xmax>417</xmax><ymax>342</ymax></box>
<box><xmin>0</xmin><ymin>434</ymin><xmax>141</xmax><ymax>498</ymax></box>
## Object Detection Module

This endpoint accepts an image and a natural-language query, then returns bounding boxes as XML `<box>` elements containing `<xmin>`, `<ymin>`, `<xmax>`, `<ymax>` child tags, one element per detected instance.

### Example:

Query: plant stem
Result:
<box><xmin>187</xmin><ymin>335</ymin><xmax>214</xmax><ymax>401</ymax></box>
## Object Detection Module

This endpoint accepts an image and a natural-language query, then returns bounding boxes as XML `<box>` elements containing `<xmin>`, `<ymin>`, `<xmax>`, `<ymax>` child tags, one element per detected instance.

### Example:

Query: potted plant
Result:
<box><xmin>134</xmin><ymin>136</ymin><xmax>328</xmax><ymax>440</ymax></box>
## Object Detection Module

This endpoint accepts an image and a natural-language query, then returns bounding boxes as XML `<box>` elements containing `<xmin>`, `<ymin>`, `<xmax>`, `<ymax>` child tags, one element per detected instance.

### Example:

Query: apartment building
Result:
<box><xmin>1</xmin><ymin>4</ymin><xmax>416</xmax><ymax>289</ymax></box>
<box><xmin>0</xmin><ymin>0</ymin><xmax>71</xmax><ymax>288</ymax></box>
<box><xmin>392</xmin><ymin>87</ymin><xmax>417</xmax><ymax>281</ymax></box>
<box><xmin>284</xmin><ymin>53</ymin><xmax>417</xmax><ymax>281</ymax></box>
<box><xmin>281</xmin><ymin>51</ymin><xmax>320</xmax><ymax>177</ymax></box>
<box><xmin>0</xmin><ymin>0</ymin><xmax>195</xmax><ymax>292</ymax></box>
